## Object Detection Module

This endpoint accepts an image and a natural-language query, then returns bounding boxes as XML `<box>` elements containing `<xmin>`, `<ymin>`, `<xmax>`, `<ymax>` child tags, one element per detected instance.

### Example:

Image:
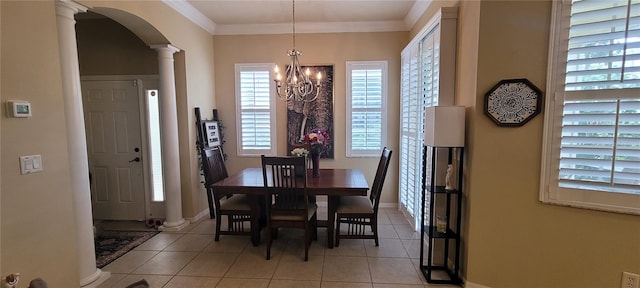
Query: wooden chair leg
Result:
<box><xmin>313</xmin><ymin>214</ymin><xmax>318</xmax><ymax>241</ymax></box>
<box><xmin>304</xmin><ymin>222</ymin><xmax>310</xmax><ymax>261</ymax></box>
<box><xmin>372</xmin><ymin>217</ymin><xmax>379</xmax><ymax>246</ymax></box>
<box><xmin>335</xmin><ymin>216</ymin><xmax>340</xmax><ymax>247</ymax></box>
<box><xmin>206</xmin><ymin>188</ymin><xmax>215</xmax><ymax>219</ymax></box>
<box><xmin>266</xmin><ymin>224</ymin><xmax>272</xmax><ymax>260</ymax></box>
<box><xmin>215</xmin><ymin>212</ymin><xmax>222</xmax><ymax>241</ymax></box>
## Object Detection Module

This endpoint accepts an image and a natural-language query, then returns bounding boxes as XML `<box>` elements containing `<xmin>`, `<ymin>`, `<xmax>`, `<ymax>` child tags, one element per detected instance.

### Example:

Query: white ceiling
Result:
<box><xmin>164</xmin><ymin>0</ymin><xmax>431</xmax><ymax>35</ymax></box>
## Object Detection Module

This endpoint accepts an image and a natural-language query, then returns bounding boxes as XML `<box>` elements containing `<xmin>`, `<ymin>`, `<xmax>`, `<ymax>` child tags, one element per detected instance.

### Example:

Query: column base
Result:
<box><xmin>80</xmin><ymin>269</ymin><xmax>111</xmax><ymax>288</ymax></box>
<box><xmin>158</xmin><ymin>219</ymin><xmax>190</xmax><ymax>231</ymax></box>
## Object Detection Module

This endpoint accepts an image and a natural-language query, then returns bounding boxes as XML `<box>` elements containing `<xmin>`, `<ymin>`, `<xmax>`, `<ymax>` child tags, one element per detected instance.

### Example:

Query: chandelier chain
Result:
<box><xmin>292</xmin><ymin>0</ymin><xmax>296</xmax><ymax>49</ymax></box>
<box><xmin>273</xmin><ymin>0</ymin><xmax>322</xmax><ymax>102</ymax></box>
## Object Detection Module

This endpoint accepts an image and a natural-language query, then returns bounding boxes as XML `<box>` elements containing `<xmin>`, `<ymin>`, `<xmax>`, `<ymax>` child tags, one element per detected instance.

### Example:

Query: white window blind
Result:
<box><xmin>422</xmin><ymin>28</ymin><xmax>440</xmax><ymax>107</ymax></box>
<box><xmin>346</xmin><ymin>61</ymin><xmax>387</xmax><ymax>157</ymax></box>
<box><xmin>399</xmin><ymin>44</ymin><xmax>423</xmax><ymax>229</ymax></box>
<box><xmin>399</xmin><ymin>8</ymin><xmax>456</xmax><ymax>230</ymax></box>
<box><xmin>560</xmin><ymin>98</ymin><xmax>640</xmax><ymax>192</ymax></box>
<box><xmin>541</xmin><ymin>0</ymin><xmax>640</xmax><ymax>214</ymax></box>
<box><xmin>235</xmin><ymin>64</ymin><xmax>277</xmax><ymax>156</ymax></box>
<box><xmin>565</xmin><ymin>0</ymin><xmax>640</xmax><ymax>90</ymax></box>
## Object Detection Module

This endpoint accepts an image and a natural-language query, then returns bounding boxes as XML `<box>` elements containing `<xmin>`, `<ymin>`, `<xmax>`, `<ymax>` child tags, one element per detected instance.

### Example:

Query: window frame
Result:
<box><xmin>540</xmin><ymin>0</ymin><xmax>640</xmax><ymax>215</ymax></box>
<box><xmin>346</xmin><ymin>61</ymin><xmax>388</xmax><ymax>157</ymax></box>
<box><xmin>234</xmin><ymin>63</ymin><xmax>278</xmax><ymax>157</ymax></box>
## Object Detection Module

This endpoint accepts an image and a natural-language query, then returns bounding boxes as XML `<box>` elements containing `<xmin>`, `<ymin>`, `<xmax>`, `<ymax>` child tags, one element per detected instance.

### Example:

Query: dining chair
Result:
<box><xmin>201</xmin><ymin>147</ymin><xmax>252</xmax><ymax>241</ymax></box>
<box><xmin>261</xmin><ymin>155</ymin><xmax>317</xmax><ymax>261</ymax></box>
<box><xmin>335</xmin><ymin>147</ymin><xmax>392</xmax><ymax>247</ymax></box>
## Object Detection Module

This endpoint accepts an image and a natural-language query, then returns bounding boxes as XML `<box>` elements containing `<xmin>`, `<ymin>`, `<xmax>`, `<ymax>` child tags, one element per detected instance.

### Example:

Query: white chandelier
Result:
<box><xmin>273</xmin><ymin>0</ymin><xmax>322</xmax><ymax>102</ymax></box>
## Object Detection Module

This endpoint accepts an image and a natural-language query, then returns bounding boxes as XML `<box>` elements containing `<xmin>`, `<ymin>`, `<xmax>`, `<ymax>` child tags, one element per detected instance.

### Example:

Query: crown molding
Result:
<box><xmin>214</xmin><ymin>20</ymin><xmax>407</xmax><ymax>36</ymax></box>
<box><xmin>162</xmin><ymin>0</ymin><xmax>216</xmax><ymax>35</ymax></box>
<box><xmin>165</xmin><ymin>0</ymin><xmax>432</xmax><ymax>36</ymax></box>
<box><xmin>404</xmin><ymin>0</ymin><xmax>431</xmax><ymax>29</ymax></box>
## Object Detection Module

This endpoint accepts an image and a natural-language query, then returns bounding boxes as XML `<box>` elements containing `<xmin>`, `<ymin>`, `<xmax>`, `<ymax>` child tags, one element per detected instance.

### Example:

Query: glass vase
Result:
<box><xmin>310</xmin><ymin>151</ymin><xmax>320</xmax><ymax>177</ymax></box>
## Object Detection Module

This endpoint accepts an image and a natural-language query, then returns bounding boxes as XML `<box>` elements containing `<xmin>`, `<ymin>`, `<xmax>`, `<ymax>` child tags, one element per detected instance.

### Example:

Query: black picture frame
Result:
<box><xmin>203</xmin><ymin>120</ymin><xmax>221</xmax><ymax>147</ymax></box>
<box><xmin>484</xmin><ymin>78</ymin><xmax>543</xmax><ymax>127</ymax></box>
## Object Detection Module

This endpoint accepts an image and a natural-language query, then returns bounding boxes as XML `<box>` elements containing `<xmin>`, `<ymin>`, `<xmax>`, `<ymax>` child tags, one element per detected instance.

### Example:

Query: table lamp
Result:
<box><xmin>424</xmin><ymin>106</ymin><xmax>465</xmax><ymax>147</ymax></box>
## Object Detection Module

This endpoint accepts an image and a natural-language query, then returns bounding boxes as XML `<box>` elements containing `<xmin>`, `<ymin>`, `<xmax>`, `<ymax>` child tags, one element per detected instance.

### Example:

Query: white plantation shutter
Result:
<box><xmin>399</xmin><ymin>44</ymin><xmax>424</xmax><ymax>229</ymax></box>
<box><xmin>542</xmin><ymin>0</ymin><xmax>640</xmax><ymax>214</ymax></box>
<box><xmin>235</xmin><ymin>64</ymin><xmax>277</xmax><ymax>156</ymax></box>
<box><xmin>393</xmin><ymin>8</ymin><xmax>460</xmax><ymax>232</ymax></box>
<box><xmin>399</xmin><ymin>11</ymin><xmax>455</xmax><ymax>229</ymax></box>
<box><xmin>346</xmin><ymin>61</ymin><xmax>387</xmax><ymax>157</ymax></box>
<box><xmin>422</xmin><ymin>28</ymin><xmax>440</xmax><ymax>107</ymax></box>
<box><xmin>565</xmin><ymin>0</ymin><xmax>640</xmax><ymax>90</ymax></box>
<box><xmin>560</xmin><ymin>98</ymin><xmax>640</xmax><ymax>192</ymax></box>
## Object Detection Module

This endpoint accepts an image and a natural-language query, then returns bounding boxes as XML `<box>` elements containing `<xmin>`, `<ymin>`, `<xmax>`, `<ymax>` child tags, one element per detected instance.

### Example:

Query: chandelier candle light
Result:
<box><xmin>273</xmin><ymin>0</ymin><xmax>322</xmax><ymax>102</ymax></box>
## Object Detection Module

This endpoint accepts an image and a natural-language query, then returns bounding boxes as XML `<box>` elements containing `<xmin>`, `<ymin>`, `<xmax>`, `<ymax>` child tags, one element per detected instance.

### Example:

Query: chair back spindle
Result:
<box><xmin>261</xmin><ymin>155</ymin><xmax>316</xmax><ymax>261</ymax></box>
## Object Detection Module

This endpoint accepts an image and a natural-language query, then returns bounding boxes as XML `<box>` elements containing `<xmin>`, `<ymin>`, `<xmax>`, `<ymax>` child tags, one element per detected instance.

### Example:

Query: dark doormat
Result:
<box><xmin>95</xmin><ymin>230</ymin><xmax>159</xmax><ymax>268</ymax></box>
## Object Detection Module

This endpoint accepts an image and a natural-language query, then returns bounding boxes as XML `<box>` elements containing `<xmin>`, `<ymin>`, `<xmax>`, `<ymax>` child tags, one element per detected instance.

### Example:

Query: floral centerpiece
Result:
<box><xmin>290</xmin><ymin>147</ymin><xmax>309</xmax><ymax>157</ymax></box>
<box><xmin>303</xmin><ymin>129</ymin><xmax>331</xmax><ymax>155</ymax></box>
<box><xmin>289</xmin><ymin>147</ymin><xmax>309</xmax><ymax>177</ymax></box>
<box><xmin>302</xmin><ymin>129</ymin><xmax>330</xmax><ymax>177</ymax></box>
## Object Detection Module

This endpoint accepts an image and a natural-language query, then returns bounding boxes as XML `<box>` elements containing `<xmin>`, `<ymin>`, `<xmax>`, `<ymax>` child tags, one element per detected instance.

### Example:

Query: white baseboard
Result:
<box><xmin>379</xmin><ymin>202</ymin><xmax>399</xmax><ymax>209</ymax></box>
<box><xmin>189</xmin><ymin>209</ymin><xmax>211</xmax><ymax>223</ymax></box>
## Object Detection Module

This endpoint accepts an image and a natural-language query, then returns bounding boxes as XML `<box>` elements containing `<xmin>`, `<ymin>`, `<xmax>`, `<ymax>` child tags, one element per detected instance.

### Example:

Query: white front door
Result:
<box><xmin>82</xmin><ymin>80</ymin><xmax>146</xmax><ymax>220</ymax></box>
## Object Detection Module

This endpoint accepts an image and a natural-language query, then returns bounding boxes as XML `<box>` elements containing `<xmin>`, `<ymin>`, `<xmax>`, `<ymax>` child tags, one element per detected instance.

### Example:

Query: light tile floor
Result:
<box><xmin>97</xmin><ymin>208</ymin><xmax>460</xmax><ymax>288</ymax></box>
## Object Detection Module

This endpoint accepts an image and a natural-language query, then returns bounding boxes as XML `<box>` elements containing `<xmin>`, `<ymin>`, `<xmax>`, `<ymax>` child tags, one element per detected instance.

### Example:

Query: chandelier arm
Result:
<box><xmin>272</xmin><ymin>0</ymin><xmax>322</xmax><ymax>103</ymax></box>
<box><xmin>274</xmin><ymin>81</ymin><xmax>293</xmax><ymax>101</ymax></box>
<box><xmin>302</xmin><ymin>84</ymin><xmax>321</xmax><ymax>102</ymax></box>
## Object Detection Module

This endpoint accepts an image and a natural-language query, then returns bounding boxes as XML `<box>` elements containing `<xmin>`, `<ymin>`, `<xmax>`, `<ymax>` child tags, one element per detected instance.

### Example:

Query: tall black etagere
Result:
<box><xmin>420</xmin><ymin>145</ymin><xmax>463</xmax><ymax>285</ymax></box>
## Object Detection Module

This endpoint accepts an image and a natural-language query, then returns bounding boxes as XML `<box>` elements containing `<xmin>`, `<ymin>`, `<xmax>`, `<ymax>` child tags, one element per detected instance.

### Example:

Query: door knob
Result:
<box><xmin>128</xmin><ymin>157</ymin><xmax>141</xmax><ymax>163</ymax></box>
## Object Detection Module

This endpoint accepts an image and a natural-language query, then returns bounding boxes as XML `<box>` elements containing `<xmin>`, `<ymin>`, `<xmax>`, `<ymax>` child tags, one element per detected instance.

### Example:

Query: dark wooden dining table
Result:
<box><xmin>211</xmin><ymin>167</ymin><xmax>369</xmax><ymax>248</ymax></box>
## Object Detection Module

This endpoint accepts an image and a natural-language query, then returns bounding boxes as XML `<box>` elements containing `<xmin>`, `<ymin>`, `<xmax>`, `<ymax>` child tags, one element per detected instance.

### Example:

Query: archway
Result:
<box><xmin>56</xmin><ymin>2</ymin><xmax>187</xmax><ymax>286</ymax></box>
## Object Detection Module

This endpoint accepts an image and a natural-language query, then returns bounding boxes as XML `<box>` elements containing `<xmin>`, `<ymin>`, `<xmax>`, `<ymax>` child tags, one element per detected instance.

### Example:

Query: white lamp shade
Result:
<box><xmin>424</xmin><ymin>106</ymin><xmax>465</xmax><ymax>147</ymax></box>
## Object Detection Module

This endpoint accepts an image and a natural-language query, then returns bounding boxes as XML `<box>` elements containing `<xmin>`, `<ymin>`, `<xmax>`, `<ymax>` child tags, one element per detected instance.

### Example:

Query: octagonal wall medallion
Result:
<box><xmin>484</xmin><ymin>78</ymin><xmax>543</xmax><ymax>127</ymax></box>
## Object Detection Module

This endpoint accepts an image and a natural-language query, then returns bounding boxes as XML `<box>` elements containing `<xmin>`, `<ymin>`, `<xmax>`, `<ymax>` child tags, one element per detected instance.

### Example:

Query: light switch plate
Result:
<box><xmin>20</xmin><ymin>155</ymin><xmax>42</xmax><ymax>175</ymax></box>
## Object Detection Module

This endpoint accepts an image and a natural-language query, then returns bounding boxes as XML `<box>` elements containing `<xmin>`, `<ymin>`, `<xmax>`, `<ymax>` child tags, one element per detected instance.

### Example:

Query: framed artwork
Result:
<box><xmin>287</xmin><ymin>65</ymin><xmax>334</xmax><ymax>159</ymax></box>
<box><xmin>203</xmin><ymin>120</ymin><xmax>221</xmax><ymax>148</ymax></box>
<box><xmin>484</xmin><ymin>78</ymin><xmax>543</xmax><ymax>127</ymax></box>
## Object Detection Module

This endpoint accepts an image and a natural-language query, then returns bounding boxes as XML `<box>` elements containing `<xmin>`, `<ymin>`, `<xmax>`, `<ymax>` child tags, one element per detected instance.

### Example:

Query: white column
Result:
<box><xmin>55</xmin><ymin>1</ymin><xmax>110</xmax><ymax>287</ymax></box>
<box><xmin>151</xmin><ymin>45</ymin><xmax>189</xmax><ymax>231</ymax></box>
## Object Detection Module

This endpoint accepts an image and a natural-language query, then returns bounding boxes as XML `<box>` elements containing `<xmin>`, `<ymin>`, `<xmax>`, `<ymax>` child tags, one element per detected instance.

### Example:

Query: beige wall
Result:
<box><xmin>1</xmin><ymin>0</ymin><xmax>215</xmax><ymax>285</ymax></box>
<box><xmin>460</xmin><ymin>1</ymin><xmax>640</xmax><ymax>287</ymax></box>
<box><xmin>213</xmin><ymin>32</ymin><xmax>407</xmax><ymax>206</ymax></box>
<box><xmin>1</xmin><ymin>1</ymin><xmax>80</xmax><ymax>286</ymax></box>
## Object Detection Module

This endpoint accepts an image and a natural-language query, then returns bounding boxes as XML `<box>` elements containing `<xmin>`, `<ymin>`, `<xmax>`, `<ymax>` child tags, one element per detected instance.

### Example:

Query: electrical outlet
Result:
<box><xmin>621</xmin><ymin>272</ymin><xmax>640</xmax><ymax>288</ymax></box>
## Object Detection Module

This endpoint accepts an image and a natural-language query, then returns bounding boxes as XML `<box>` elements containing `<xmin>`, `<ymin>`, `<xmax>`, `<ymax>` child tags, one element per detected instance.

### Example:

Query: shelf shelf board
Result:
<box><xmin>426</xmin><ymin>185</ymin><xmax>458</xmax><ymax>194</ymax></box>
<box><xmin>423</xmin><ymin>225</ymin><xmax>457</xmax><ymax>238</ymax></box>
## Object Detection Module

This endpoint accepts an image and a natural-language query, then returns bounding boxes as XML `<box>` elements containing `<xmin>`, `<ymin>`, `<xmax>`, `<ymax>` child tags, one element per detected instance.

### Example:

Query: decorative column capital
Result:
<box><xmin>56</xmin><ymin>0</ymin><xmax>88</xmax><ymax>18</ymax></box>
<box><xmin>150</xmin><ymin>44</ymin><xmax>181</xmax><ymax>54</ymax></box>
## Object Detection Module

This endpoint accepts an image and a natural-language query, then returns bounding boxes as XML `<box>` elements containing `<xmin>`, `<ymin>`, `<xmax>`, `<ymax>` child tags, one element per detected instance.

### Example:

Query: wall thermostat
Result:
<box><xmin>6</xmin><ymin>100</ymin><xmax>32</xmax><ymax>118</ymax></box>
